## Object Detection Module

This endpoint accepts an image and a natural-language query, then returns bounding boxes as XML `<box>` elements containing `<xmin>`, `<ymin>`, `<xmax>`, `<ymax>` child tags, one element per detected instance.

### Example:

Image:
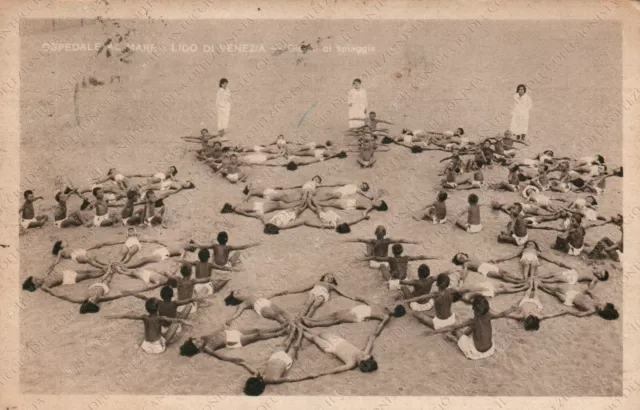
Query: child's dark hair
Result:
<box><xmin>79</xmin><ymin>301</ymin><xmax>100</xmax><ymax>314</ymax></box>
<box><xmin>24</xmin><ymin>190</ymin><xmax>33</xmax><ymax>198</ymax></box>
<box><xmin>392</xmin><ymin>305</ymin><xmax>406</xmax><ymax>318</ymax></box>
<box><xmin>180</xmin><ymin>263</ymin><xmax>192</xmax><ymax>277</ymax></box>
<box><xmin>438</xmin><ymin>191</ymin><xmax>448</xmax><ymax>202</ymax></box>
<box><xmin>523</xmin><ymin>315</ymin><xmax>540</xmax><ymax>331</ymax></box>
<box><xmin>468</xmin><ymin>194</ymin><xmax>479</xmax><ymax>205</ymax></box>
<box><xmin>80</xmin><ymin>199</ymin><xmax>91</xmax><ymax>210</ymax></box>
<box><xmin>92</xmin><ymin>187</ymin><xmax>101</xmax><ymax>197</ymax></box>
<box><xmin>391</xmin><ymin>243</ymin><xmax>403</xmax><ymax>255</ymax></box>
<box><xmin>381</xmin><ymin>136</ymin><xmax>394</xmax><ymax>144</ymax></box>
<box><xmin>180</xmin><ymin>339</ymin><xmax>201</xmax><ymax>357</ymax></box>
<box><xmin>224</xmin><ymin>291</ymin><xmax>243</xmax><ymax>306</ymax></box>
<box><xmin>145</xmin><ymin>298</ymin><xmax>160</xmax><ymax>313</ymax></box>
<box><xmin>55</xmin><ymin>192</ymin><xmax>62</xmax><ymax>202</ymax></box>
<box><xmin>286</xmin><ymin>162</ymin><xmax>298</xmax><ymax>171</ymax></box>
<box><xmin>221</xmin><ymin>203</ymin><xmax>234</xmax><ymax>213</ymax></box>
<box><xmin>597</xmin><ymin>303</ymin><xmax>619</xmax><ymax>320</ymax></box>
<box><xmin>336</xmin><ymin>223</ymin><xmax>351</xmax><ymax>234</ymax></box>
<box><xmin>198</xmin><ymin>248</ymin><xmax>210</xmax><ymax>262</ymax></box>
<box><xmin>244</xmin><ymin>375</ymin><xmax>266</xmax><ymax>396</ymax></box>
<box><xmin>320</xmin><ymin>273</ymin><xmax>338</xmax><ymax>286</ymax></box>
<box><xmin>22</xmin><ymin>276</ymin><xmax>37</xmax><ymax>292</ymax></box>
<box><xmin>312</xmin><ymin>175</ymin><xmax>322</xmax><ymax>184</ymax></box>
<box><xmin>160</xmin><ymin>285</ymin><xmax>174</xmax><ymax>301</ymax></box>
<box><xmin>411</xmin><ymin>145</ymin><xmax>423</xmax><ymax>154</ymax></box>
<box><xmin>361</xmin><ymin>182</ymin><xmax>370</xmax><ymax>192</ymax></box>
<box><xmin>601</xmin><ymin>270</ymin><xmax>609</xmax><ymax>281</ymax></box>
<box><xmin>596</xmin><ymin>155</ymin><xmax>605</xmax><ymax>164</ymax></box>
<box><xmin>217</xmin><ymin>231</ymin><xmax>229</xmax><ymax>245</ymax></box>
<box><xmin>451</xmin><ymin>252</ymin><xmax>467</xmax><ymax>265</ymax></box>
<box><xmin>374</xmin><ymin>225</ymin><xmax>386</xmax><ymax>237</ymax></box>
<box><xmin>358</xmin><ymin>357</ymin><xmax>378</xmax><ymax>373</ymax></box>
<box><xmin>170</xmin><ymin>166</ymin><xmax>178</xmax><ymax>176</ymax></box>
<box><xmin>456</xmin><ymin>127</ymin><xmax>464</xmax><ymax>136</ymax></box>
<box><xmin>524</xmin><ymin>240</ymin><xmax>541</xmax><ymax>252</ymax></box>
<box><xmin>436</xmin><ymin>274</ymin><xmax>450</xmax><ymax>289</ymax></box>
<box><xmin>375</xmin><ymin>200</ymin><xmax>388</xmax><ymax>212</ymax></box>
<box><xmin>472</xmin><ymin>295</ymin><xmax>490</xmax><ymax>316</ymax></box>
<box><xmin>418</xmin><ymin>264</ymin><xmax>430</xmax><ymax>279</ymax></box>
<box><xmin>264</xmin><ymin>223</ymin><xmax>280</xmax><ymax>235</ymax></box>
<box><xmin>52</xmin><ymin>240</ymin><xmax>64</xmax><ymax>255</ymax></box>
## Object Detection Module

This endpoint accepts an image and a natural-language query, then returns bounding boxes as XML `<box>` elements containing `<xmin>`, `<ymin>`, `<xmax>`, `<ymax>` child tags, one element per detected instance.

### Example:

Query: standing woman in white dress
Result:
<box><xmin>216</xmin><ymin>78</ymin><xmax>231</xmax><ymax>136</ymax></box>
<box><xmin>348</xmin><ymin>78</ymin><xmax>368</xmax><ymax>129</ymax></box>
<box><xmin>510</xmin><ymin>84</ymin><xmax>532</xmax><ymax>142</ymax></box>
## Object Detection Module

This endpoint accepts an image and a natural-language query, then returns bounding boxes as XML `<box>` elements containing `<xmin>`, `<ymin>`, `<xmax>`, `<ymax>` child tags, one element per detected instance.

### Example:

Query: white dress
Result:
<box><xmin>348</xmin><ymin>88</ymin><xmax>368</xmax><ymax>128</ymax></box>
<box><xmin>510</xmin><ymin>93</ymin><xmax>532</xmax><ymax>135</ymax></box>
<box><xmin>216</xmin><ymin>87</ymin><xmax>231</xmax><ymax>131</ymax></box>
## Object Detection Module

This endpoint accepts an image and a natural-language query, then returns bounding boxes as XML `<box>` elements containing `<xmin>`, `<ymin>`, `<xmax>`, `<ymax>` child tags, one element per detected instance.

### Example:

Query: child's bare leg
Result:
<box><xmin>380</xmin><ymin>265</ymin><xmax>392</xmax><ymax>281</ymax></box>
<box><xmin>305</xmin><ymin>299</ymin><xmax>324</xmax><ymax>318</ymax></box>
<box><xmin>412</xmin><ymin>311</ymin><xmax>435</xmax><ymax>329</ymax></box>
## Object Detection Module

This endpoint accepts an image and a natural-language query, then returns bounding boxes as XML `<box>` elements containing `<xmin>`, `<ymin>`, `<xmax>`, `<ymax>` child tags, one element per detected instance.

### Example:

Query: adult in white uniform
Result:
<box><xmin>348</xmin><ymin>78</ymin><xmax>368</xmax><ymax>129</ymax></box>
<box><xmin>509</xmin><ymin>84</ymin><xmax>532</xmax><ymax>141</ymax></box>
<box><xmin>216</xmin><ymin>78</ymin><xmax>231</xmax><ymax>135</ymax></box>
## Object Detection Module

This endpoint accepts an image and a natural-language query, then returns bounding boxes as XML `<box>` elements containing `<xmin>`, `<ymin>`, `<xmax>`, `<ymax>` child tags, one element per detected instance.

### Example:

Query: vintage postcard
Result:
<box><xmin>1</xmin><ymin>0</ymin><xmax>640</xmax><ymax>409</ymax></box>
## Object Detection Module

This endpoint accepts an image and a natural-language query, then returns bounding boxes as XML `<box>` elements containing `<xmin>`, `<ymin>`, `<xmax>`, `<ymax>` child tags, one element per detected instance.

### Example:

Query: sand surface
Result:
<box><xmin>18</xmin><ymin>19</ymin><xmax>622</xmax><ymax>396</ymax></box>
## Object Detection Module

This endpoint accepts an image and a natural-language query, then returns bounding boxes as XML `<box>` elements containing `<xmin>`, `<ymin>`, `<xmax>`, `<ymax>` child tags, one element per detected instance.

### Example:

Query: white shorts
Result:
<box><xmin>125</xmin><ymin>237</ymin><xmax>141</xmax><ymax>249</ymax></box>
<box><xmin>616</xmin><ymin>250</ymin><xmax>623</xmax><ymax>262</ymax></box>
<box><xmin>253</xmin><ymin>298</ymin><xmax>272</xmax><ymax>317</ymax></box>
<box><xmin>350</xmin><ymin>305</ymin><xmax>372</xmax><ymax>322</ymax></box>
<box><xmin>466</xmin><ymin>224</ymin><xmax>483</xmax><ymax>234</ymax></box>
<box><xmin>243</xmin><ymin>153</ymin><xmax>268</xmax><ymax>164</ymax></box>
<box><xmin>122</xmin><ymin>217</ymin><xmax>130</xmax><ymax>225</ymax></box>
<box><xmin>369</xmin><ymin>260</ymin><xmax>389</xmax><ymax>269</ymax></box>
<box><xmin>252</xmin><ymin>201</ymin><xmax>265</xmax><ymax>215</ymax></box>
<box><xmin>314</xmin><ymin>149</ymin><xmax>325</xmax><ymax>159</ymax></box>
<box><xmin>270</xmin><ymin>350</ymin><xmax>293</xmax><ymax>370</ymax></box>
<box><xmin>561</xmin><ymin>269</ymin><xmax>579</xmax><ymax>285</ymax></box>
<box><xmin>114</xmin><ymin>174</ymin><xmax>125</xmax><ymax>182</ymax></box>
<box><xmin>161</xmin><ymin>324</ymin><xmax>182</xmax><ymax>335</ymax></box>
<box><xmin>477</xmin><ymin>263</ymin><xmax>499</xmax><ymax>277</ymax></box>
<box><xmin>310</xmin><ymin>285</ymin><xmax>330</xmax><ymax>302</ymax></box>
<box><xmin>564</xmin><ymin>290</ymin><xmax>579</xmax><ymax>306</ymax></box>
<box><xmin>388</xmin><ymin>279</ymin><xmax>401</xmax><ymax>290</ymax></box>
<box><xmin>153</xmin><ymin>247</ymin><xmax>171</xmax><ymax>261</ymax></box>
<box><xmin>568</xmin><ymin>244</ymin><xmax>583</xmax><ymax>256</ymax></box>
<box><xmin>138</xmin><ymin>270</ymin><xmax>155</xmax><ymax>284</ymax></box>
<box><xmin>62</xmin><ymin>270</ymin><xmax>78</xmax><ymax>285</ymax></box>
<box><xmin>443</xmin><ymin>182</ymin><xmax>457</xmax><ymax>189</ymax></box>
<box><xmin>93</xmin><ymin>214</ymin><xmax>109</xmax><ymax>226</ymax></box>
<box><xmin>225</xmin><ymin>330</ymin><xmax>243</xmax><ymax>348</ymax></box>
<box><xmin>254</xmin><ymin>145</ymin><xmax>264</xmax><ymax>153</ymax></box>
<box><xmin>20</xmin><ymin>218</ymin><xmax>37</xmax><ymax>229</ymax></box>
<box><xmin>519</xmin><ymin>297</ymin><xmax>543</xmax><ymax>312</ymax></box>
<box><xmin>88</xmin><ymin>282</ymin><xmax>110</xmax><ymax>295</ymax></box>
<box><xmin>104</xmin><ymin>193</ymin><xmax>117</xmax><ymax>202</ymax></box>
<box><xmin>513</xmin><ymin>233</ymin><xmax>528</xmax><ymax>246</ymax></box>
<box><xmin>227</xmin><ymin>173</ymin><xmax>240</xmax><ymax>183</ymax></box>
<box><xmin>269</xmin><ymin>210</ymin><xmax>296</xmax><ymax>227</ymax></box>
<box><xmin>54</xmin><ymin>218</ymin><xmax>66</xmax><ymax>228</ymax></box>
<box><xmin>457</xmin><ymin>335</ymin><xmax>495</xmax><ymax>360</ymax></box>
<box><xmin>342</xmin><ymin>198</ymin><xmax>357</xmax><ymax>211</ymax></box>
<box><xmin>154</xmin><ymin>172</ymin><xmax>166</xmax><ymax>181</ymax></box>
<box><xmin>70</xmin><ymin>249</ymin><xmax>87</xmax><ymax>263</ymax></box>
<box><xmin>471</xmin><ymin>180</ymin><xmax>485</xmax><ymax>188</ymax></box>
<box><xmin>585</xmin><ymin>209</ymin><xmax>598</xmax><ymax>221</ymax></box>
<box><xmin>433</xmin><ymin>313</ymin><xmax>456</xmax><ymax>330</ymax></box>
<box><xmin>193</xmin><ymin>282</ymin><xmax>214</xmax><ymax>297</ymax></box>
<box><xmin>432</xmin><ymin>216</ymin><xmax>447</xmax><ymax>224</ymax></box>
<box><xmin>141</xmin><ymin>337</ymin><xmax>166</xmax><ymax>354</ymax></box>
<box><xmin>478</xmin><ymin>282</ymin><xmax>495</xmax><ymax>298</ymax></box>
<box><xmin>410</xmin><ymin>299</ymin><xmax>434</xmax><ymax>312</ymax></box>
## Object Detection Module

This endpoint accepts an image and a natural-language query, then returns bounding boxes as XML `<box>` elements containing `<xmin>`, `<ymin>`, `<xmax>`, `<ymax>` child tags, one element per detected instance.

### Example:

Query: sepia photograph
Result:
<box><xmin>2</xmin><ymin>0</ymin><xmax>639</xmax><ymax>409</ymax></box>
